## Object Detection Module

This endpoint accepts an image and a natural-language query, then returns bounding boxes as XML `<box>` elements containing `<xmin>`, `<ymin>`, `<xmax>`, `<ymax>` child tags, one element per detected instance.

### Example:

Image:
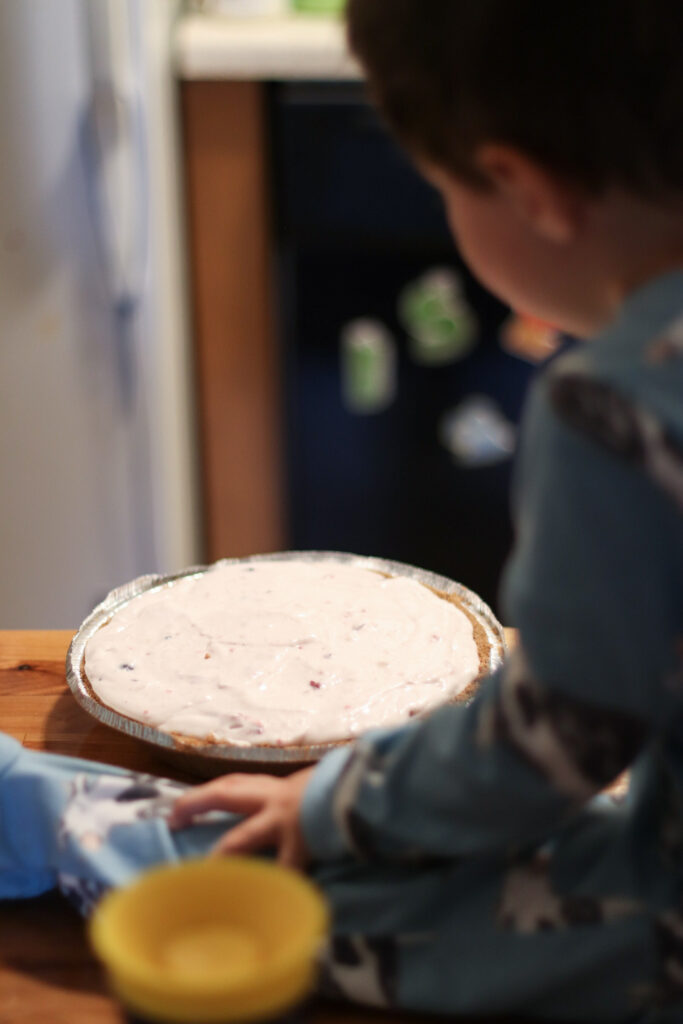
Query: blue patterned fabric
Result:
<box><xmin>0</xmin><ymin>732</ymin><xmax>237</xmax><ymax>913</ymax></box>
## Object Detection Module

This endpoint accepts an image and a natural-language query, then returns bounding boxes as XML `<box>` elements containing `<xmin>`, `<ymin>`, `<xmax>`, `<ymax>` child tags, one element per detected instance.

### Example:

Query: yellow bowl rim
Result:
<box><xmin>89</xmin><ymin>857</ymin><xmax>329</xmax><ymax>998</ymax></box>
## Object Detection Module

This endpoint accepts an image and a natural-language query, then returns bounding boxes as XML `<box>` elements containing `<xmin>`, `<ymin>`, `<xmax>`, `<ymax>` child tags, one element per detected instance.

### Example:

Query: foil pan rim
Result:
<box><xmin>66</xmin><ymin>550</ymin><xmax>506</xmax><ymax>767</ymax></box>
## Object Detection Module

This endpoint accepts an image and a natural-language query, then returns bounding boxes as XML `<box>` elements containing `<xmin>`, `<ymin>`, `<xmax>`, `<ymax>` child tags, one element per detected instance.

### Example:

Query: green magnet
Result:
<box><xmin>399</xmin><ymin>268</ymin><xmax>478</xmax><ymax>366</ymax></box>
<box><xmin>291</xmin><ymin>0</ymin><xmax>346</xmax><ymax>12</ymax></box>
<box><xmin>340</xmin><ymin>319</ymin><xmax>397</xmax><ymax>414</ymax></box>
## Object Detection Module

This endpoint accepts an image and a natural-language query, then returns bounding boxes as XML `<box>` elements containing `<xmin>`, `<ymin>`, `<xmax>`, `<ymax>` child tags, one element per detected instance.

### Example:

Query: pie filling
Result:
<box><xmin>84</xmin><ymin>560</ymin><xmax>482</xmax><ymax>747</ymax></box>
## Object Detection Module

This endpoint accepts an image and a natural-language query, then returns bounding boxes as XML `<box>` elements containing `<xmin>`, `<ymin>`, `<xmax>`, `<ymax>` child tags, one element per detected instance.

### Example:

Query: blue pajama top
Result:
<box><xmin>300</xmin><ymin>269</ymin><xmax>683</xmax><ymax>1019</ymax></box>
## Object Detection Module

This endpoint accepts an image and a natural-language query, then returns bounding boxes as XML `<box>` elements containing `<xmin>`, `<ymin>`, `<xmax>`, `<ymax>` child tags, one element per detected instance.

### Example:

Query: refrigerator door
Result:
<box><xmin>82</xmin><ymin>0</ymin><xmax>148</xmax><ymax>412</ymax></box>
<box><xmin>0</xmin><ymin>0</ymin><xmax>199</xmax><ymax>627</ymax></box>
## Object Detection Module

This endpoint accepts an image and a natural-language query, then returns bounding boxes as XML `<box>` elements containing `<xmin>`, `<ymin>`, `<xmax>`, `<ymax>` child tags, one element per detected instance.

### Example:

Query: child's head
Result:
<box><xmin>347</xmin><ymin>0</ymin><xmax>683</xmax><ymax>336</ymax></box>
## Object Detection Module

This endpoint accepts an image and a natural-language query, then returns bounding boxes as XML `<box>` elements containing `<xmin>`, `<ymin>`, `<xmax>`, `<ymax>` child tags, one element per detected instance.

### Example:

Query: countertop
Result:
<box><xmin>175</xmin><ymin>11</ymin><xmax>362</xmax><ymax>80</ymax></box>
<box><xmin>0</xmin><ymin>629</ymin><xmax>533</xmax><ymax>1024</ymax></box>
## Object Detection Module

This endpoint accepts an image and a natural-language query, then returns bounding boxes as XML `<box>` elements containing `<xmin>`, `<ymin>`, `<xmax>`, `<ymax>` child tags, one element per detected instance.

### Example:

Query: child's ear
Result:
<box><xmin>474</xmin><ymin>143</ymin><xmax>583</xmax><ymax>243</ymax></box>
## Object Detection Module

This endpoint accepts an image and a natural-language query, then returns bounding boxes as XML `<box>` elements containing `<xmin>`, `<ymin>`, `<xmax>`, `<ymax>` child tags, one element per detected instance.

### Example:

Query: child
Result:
<box><xmin>169</xmin><ymin>2</ymin><xmax>683</xmax><ymax>1021</ymax></box>
<box><xmin>3</xmin><ymin>2</ymin><xmax>683</xmax><ymax>1020</ymax></box>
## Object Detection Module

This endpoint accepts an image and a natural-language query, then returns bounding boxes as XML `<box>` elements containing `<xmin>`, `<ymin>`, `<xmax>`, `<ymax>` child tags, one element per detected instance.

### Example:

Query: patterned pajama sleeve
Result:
<box><xmin>0</xmin><ymin>733</ymin><xmax>238</xmax><ymax>912</ymax></box>
<box><xmin>302</xmin><ymin>366</ymin><xmax>680</xmax><ymax>865</ymax></box>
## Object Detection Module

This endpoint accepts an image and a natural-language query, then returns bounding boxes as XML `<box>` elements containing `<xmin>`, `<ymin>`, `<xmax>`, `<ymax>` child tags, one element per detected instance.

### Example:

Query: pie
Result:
<box><xmin>82</xmin><ymin>558</ymin><xmax>492</xmax><ymax>751</ymax></box>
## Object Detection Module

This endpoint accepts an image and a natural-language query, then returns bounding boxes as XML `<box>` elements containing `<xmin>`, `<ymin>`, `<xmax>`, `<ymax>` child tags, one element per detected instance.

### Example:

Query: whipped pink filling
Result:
<box><xmin>84</xmin><ymin>560</ymin><xmax>479</xmax><ymax>746</ymax></box>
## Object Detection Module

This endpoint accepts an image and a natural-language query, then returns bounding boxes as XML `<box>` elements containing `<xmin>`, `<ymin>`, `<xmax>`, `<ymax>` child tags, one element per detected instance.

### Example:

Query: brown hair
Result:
<box><xmin>347</xmin><ymin>0</ymin><xmax>683</xmax><ymax>197</ymax></box>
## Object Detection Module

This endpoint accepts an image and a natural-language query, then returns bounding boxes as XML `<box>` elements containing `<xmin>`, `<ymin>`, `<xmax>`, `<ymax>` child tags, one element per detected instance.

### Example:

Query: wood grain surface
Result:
<box><xmin>0</xmin><ymin>630</ymin><xmax>532</xmax><ymax>1024</ymax></box>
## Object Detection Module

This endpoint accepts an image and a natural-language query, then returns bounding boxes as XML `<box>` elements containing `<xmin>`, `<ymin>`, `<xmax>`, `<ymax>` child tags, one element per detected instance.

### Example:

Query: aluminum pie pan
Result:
<box><xmin>66</xmin><ymin>550</ymin><xmax>506</xmax><ymax>773</ymax></box>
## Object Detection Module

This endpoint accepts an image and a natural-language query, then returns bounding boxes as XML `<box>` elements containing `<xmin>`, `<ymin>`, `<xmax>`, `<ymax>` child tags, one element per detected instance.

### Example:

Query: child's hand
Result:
<box><xmin>167</xmin><ymin>767</ymin><xmax>315</xmax><ymax>869</ymax></box>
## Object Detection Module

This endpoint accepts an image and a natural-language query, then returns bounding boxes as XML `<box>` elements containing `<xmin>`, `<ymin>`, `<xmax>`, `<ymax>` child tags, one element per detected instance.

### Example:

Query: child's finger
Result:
<box><xmin>167</xmin><ymin>784</ymin><xmax>237</xmax><ymax>828</ymax></box>
<box><xmin>168</xmin><ymin>775</ymin><xmax>274</xmax><ymax>828</ymax></box>
<box><xmin>277</xmin><ymin>828</ymin><xmax>309</xmax><ymax>871</ymax></box>
<box><xmin>210</xmin><ymin>811</ymin><xmax>277</xmax><ymax>857</ymax></box>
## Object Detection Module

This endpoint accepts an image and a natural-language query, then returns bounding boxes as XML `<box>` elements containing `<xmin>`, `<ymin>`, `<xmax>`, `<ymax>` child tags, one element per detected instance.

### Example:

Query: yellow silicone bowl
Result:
<box><xmin>89</xmin><ymin>857</ymin><xmax>329</xmax><ymax>1024</ymax></box>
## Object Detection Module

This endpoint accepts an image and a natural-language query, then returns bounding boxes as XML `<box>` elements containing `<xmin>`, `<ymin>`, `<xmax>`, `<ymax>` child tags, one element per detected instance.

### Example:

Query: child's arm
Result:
<box><xmin>297</xmin><ymin>368</ymin><xmax>677</xmax><ymax>864</ymax></box>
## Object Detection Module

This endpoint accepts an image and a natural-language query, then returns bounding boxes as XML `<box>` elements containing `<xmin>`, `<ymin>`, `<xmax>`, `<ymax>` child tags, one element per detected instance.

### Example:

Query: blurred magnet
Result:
<box><xmin>438</xmin><ymin>395</ymin><xmax>517</xmax><ymax>466</ymax></box>
<box><xmin>340</xmin><ymin>318</ymin><xmax>397</xmax><ymax>414</ymax></box>
<box><xmin>499</xmin><ymin>311</ymin><xmax>562</xmax><ymax>363</ymax></box>
<box><xmin>398</xmin><ymin>268</ymin><xmax>478</xmax><ymax>366</ymax></box>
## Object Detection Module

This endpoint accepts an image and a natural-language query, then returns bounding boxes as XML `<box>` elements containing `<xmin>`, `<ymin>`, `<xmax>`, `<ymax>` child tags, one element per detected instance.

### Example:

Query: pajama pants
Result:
<box><xmin>1</xmin><ymin>732</ymin><xmax>679</xmax><ymax>1024</ymax></box>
